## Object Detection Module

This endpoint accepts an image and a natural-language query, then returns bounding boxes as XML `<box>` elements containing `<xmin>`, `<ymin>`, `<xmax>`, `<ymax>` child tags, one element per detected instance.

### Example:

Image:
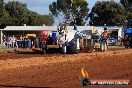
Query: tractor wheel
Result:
<box><xmin>70</xmin><ymin>45</ymin><xmax>80</xmax><ymax>54</ymax></box>
<box><xmin>61</xmin><ymin>45</ymin><xmax>67</xmax><ymax>54</ymax></box>
<box><xmin>70</xmin><ymin>39</ymin><xmax>80</xmax><ymax>54</ymax></box>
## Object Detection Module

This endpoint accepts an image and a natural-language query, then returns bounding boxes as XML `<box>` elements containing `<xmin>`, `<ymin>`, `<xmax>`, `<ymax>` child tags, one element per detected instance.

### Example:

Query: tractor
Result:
<box><xmin>39</xmin><ymin>24</ymin><xmax>94</xmax><ymax>54</ymax></box>
<box><xmin>39</xmin><ymin>25</ymin><xmax>80</xmax><ymax>54</ymax></box>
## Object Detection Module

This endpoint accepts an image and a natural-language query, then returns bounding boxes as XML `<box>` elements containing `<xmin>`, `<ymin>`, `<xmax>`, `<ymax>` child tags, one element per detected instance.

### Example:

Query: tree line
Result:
<box><xmin>0</xmin><ymin>0</ymin><xmax>131</xmax><ymax>28</ymax></box>
<box><xmin>49</xmin><ymin>0</ymin><xmax>132</xmax><ymax>27</ymax></box>
<box><xmin>0</xmin><ymin>0</ymin><xmax>54</xmax><ymax>28</ymax></box>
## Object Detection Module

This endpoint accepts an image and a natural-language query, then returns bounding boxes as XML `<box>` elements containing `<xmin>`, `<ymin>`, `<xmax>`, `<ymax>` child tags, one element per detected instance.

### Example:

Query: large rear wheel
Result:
<box><xmin>69</xmin><ymin>39</ymin><xmax>80</xmax><ymax>54</ymax></box>
<box><xmin>61</xmin><ymin>45</ymin><xmax>67</xmax><ymax>54</ymax></box>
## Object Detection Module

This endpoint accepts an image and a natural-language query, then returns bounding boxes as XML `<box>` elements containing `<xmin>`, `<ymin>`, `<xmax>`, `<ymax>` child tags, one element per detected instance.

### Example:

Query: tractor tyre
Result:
<box><xmin>70</xmin><ymin>39</ymin><xmax>80</xmax><ymax>54</ymax></box>
<box><xmin>70</xmin><ymin>45</ymin><xmax>80</xmax><ymax>54</ymax></box>
<box><xmin>61</xmin><ymin>45</ymin><xmax>67</xmax><ymax>54</ymax></box>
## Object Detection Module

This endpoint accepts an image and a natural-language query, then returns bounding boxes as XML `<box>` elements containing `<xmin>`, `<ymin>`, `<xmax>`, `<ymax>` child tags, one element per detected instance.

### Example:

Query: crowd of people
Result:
<box><xmin>2</xmin><ymin>35</ymin><xmax>40</xmax><ymax>49</ymax></box>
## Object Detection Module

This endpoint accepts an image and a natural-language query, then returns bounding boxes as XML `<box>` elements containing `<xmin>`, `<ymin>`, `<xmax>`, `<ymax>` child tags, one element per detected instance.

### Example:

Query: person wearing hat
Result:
<box><xmin>100</xmin><ymin>28</ymin><xmax>110</xmax><ymax>51</ymax></box>
<box><xmin>101</xmin><ymin>28</ymin><xmax>109</xmax><ymax>38</ymax></box>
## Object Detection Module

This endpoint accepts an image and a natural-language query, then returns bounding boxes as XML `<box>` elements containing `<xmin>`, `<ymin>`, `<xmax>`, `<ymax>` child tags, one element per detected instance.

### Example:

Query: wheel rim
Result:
<box><xmin>63</xmin><ymin>46</ymin><xmax>66</xmax><ymax>53</ymax></box>
<box><xmin>77</xmin><ymin>39</ymin><xmax>80</xmax><ymax>50</ymax></box>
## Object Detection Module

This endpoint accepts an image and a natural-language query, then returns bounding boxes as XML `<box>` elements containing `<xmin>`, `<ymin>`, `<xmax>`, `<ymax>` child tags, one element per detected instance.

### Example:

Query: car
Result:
<box><xmin>107</xmin><ymin>38</ymin><xmax>117</xmax><ymax>46</ymax></box>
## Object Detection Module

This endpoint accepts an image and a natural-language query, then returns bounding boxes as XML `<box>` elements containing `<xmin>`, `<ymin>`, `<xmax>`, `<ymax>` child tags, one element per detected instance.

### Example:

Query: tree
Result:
<box><xmin>89</xmin><ymin>1</ymin><xmax>126</xmax><ymax>26</ymax></box>
<box><xmin>120</xmin><ymin>0</ymin><xmax>132</xmax><ymax>27</ymax></box>
<box><xmin>5</xmin><ymin>1</ymin><xmax>54</xmax><ymax>26</ymax></box>
<box><xmin>28</xmin><ymin>11</ymin><xmax>54</xmax><ymax>26</ymax></box>
<box><xmin>0</xmin><ymin>0</ymin><xmax>54</xmax><ymax>28</ymax></box>
<box><xmin>0</xmin><ymin>0</ymin><xmax>9</xmax><ymax>28</ymax></box>
<box><xmin>5</xmin><ymin>1</ymin><xmax>29</xmax><ymax>26</ymax></box>
<box><xmin>120</xmin><ymin>0</ymin><xmax>132</xmax><ymax>12</ymax></box>
<box><xmin>49</xmin><ymin>0</ymin><xmax>89</xmax><ymax>26</ymax></box>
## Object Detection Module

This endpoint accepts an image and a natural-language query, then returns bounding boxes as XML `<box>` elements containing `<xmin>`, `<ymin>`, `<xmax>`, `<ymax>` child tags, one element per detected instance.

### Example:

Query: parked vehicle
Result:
<box><xmin>107</xmin><ymin>38</ymin><xmax>117</xmax><ymax>46</ymax></box>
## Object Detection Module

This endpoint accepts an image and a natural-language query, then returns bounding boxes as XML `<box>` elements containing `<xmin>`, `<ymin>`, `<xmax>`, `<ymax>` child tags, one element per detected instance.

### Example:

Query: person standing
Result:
<box><xmin>20</xmin><ymin>35</ymin><xmax>24</xmax><ymax>48</ymax></box>
<box><xmin>15</xmin><ymin>37</ymin><xmax>18</xmax><ymax>49</ymax></box>
<box><xmin>100</xmin><ymin>28</ymin><xmax>109</xmax><ymax>51</ymax></box>
<box><xmin>12</xmin><ymin>35</ymin><xmax>16</xmax><ymax>48</ymax></box>
<box><xmin>9</xmin><ymin>36</ymin><xmax>12</xmax><ymax>48</ymax></box>
<box><xmin>6</xmin><ymin>35</ymin><xmax>9</xmax><ymax>48</ymax></box>
<box><xmin>3</xmin><ymin>35</ymin><xmax>6</xmax><ymax>46</ymax></box>
<box><xmin>25</xmin><ymin>37</ymin><xmax>29</xmax><ymax>48</ymax></box>
<box><xmin>35</xmin><ymin>37</ymin><xmax>40</xmax><ymax>48</ymax></box>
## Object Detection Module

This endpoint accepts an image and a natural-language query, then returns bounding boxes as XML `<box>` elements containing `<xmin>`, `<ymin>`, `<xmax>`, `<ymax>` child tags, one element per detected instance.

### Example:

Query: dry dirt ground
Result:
<box><xmin>0</xmin><ymin>47</ymin><xmax>131</xmax><ymax>88</ymax></box>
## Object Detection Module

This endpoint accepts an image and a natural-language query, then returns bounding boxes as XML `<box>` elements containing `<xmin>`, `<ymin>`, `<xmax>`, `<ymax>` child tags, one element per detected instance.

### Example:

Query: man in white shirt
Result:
<box><xmin>12</xmin><ymin>35</ymin><xmax>16</xmax><ymax>48</ymax></box>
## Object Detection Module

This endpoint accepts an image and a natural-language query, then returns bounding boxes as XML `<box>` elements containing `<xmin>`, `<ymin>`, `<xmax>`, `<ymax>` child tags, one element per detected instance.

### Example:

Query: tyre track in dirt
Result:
<box><xmin>0</xmin><ymin>48</ymin><xmax>131</xmax><ymax>88</ymax></box>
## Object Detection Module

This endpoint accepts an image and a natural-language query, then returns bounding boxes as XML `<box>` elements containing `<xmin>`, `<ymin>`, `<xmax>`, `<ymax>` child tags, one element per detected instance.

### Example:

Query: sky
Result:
<box><xmin>4</xmin><ymin>0</ymin><xmax>120</xmax><ymax>15</ymax></box>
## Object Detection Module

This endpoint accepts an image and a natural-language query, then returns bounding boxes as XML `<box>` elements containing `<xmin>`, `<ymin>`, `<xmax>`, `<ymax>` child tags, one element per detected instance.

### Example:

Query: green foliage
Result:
<box><xmin>89</xmin><ymin>1</ymin><xmax>126</xmax><ymax>26</ymax></box>
<box><xmin>5</xmin><ymin>1</ymin><xmax>28</xmax><ymax>18</ymax></box>
<box><xmin>0</xmin><ymin>0</ymin><xmax>9</xmax><ymax>28</ymax></box>
<box><xmin>5</xmin><ymin>1</ymin><xmax>29</xmax><ymax>26</ymax></box>
<box><xmin>49</xmin><ymin>0</ymin><xmax>89</xmax><ymax>26</ymax></box>
<box><xmin>0</xmin><ymin>1</ymin><xmax>54</xmax><ymax>28</ymax></box>
<box><xmin>120</xmin><ymin>0</ymin><xmax>132</xmax><ymax>12</ymax></box>
<box><xmin>120</xmin><ymin>0</ymin><xmax>132</xmax><ymax>27</ymax></box>
<box><xmin>28</xmin><ymin>12</ymin><xmax>54</xmax><ymax>26</ymax></box>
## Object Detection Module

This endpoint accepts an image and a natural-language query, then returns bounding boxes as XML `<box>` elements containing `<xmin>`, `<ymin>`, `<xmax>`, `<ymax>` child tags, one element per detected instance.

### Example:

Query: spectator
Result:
<box><xmin>12</xmin><ymin>35</ymin><xmax>16</xmax><ymax>48</ymax></box>
<box><xmin>15</xmin><ymin>37</ymin><xmax>18</xmax><ymax>49</ymax></box>
<box><xmin>20</xmin><ymin>35</ymin><xmax>24</xmax><ymax>48</ymax></box>
<box><xmin>28</xmin><ymin>38</ymin><xmax>32</xmax><ymax>48</ymax></box>
<box><xmin>25</xmin><ymin>37</ymin><xmax>29</xmax><ymax>48</ymax></box>
<box><xmin>20</xmin><ymin>35</ymin><xmax>24</xmax><ymax>41</ymax></box>
<box><xmin>23</xmin><ymin>38</ymin><xmax>25</xmax><ymax>48</ymax></box>
<box><xmin>3</xmin><ymin>35</ymin><xmax>6</xmax><ymax>46</ymax></box>
<box><xmin>35</xmin><ymin>37</ymin><xmax>40</xmax><ymax>48</ymax></box>
<box><xmin>8</xmin><ymin>36</ymin><xmax>12</xmax><ymax>48</ymax></box>
<box><xmin>7</xmin><ymin>35</ymin><xmax>10</xmax><ymax>48</ymax></box>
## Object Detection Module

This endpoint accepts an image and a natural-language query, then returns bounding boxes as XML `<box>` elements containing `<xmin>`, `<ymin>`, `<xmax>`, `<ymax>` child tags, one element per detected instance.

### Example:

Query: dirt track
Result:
<box><xmin>0</xmin><ymin>48</ymin><xmax>132</xmax><ymax>88</ymax></box>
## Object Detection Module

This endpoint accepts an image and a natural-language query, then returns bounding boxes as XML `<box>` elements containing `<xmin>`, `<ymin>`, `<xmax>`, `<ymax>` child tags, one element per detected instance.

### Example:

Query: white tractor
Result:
<box><xmin>41</xmin><ymin>24</ymin><xmax>94</xmax><ymax>54</ymax></box>
<box><xmin>44</xmin><ymin>25</ymin><xmax>81</xmax><ymax>54</ymax></box>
